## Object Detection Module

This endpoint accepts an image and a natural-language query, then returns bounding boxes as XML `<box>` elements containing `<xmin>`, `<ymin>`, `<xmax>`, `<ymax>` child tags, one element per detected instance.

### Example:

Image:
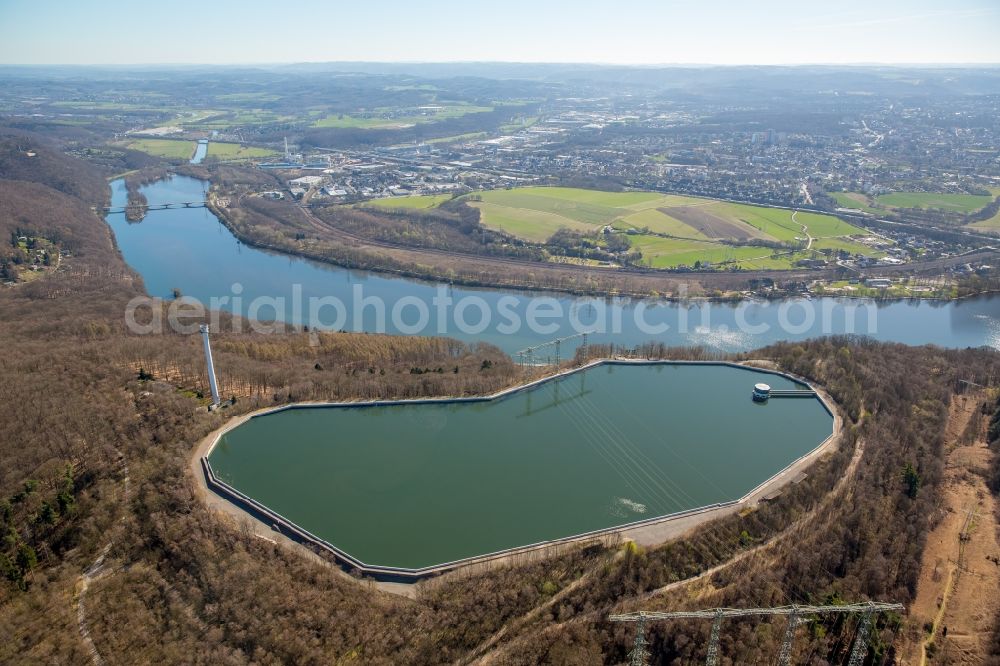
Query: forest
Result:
<box><xmin>1</xmin><ymin>131</ymin><xmax>999</xmax><ymax>664</ymax></box>
<box><xmin>314</xmin><ymin>197</ymin><xmax>544</xmax><ymax>260</ymax></box>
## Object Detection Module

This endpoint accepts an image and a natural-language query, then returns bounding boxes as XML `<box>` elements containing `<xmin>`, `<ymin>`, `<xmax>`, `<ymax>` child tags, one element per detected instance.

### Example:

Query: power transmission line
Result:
<box><xmin>516</xmin><ymin>331</ymin><xmax>590</xmax><ymax>366</ymax></box>
<box><xmin>628</xmin><ymin>613</ymin><xmax>650</xmax><ymax>666</ymax></box>
<box><xmin>610</xmin><ymin>601</ymin><xmax>903</xmax><ymax>665</ymax></box>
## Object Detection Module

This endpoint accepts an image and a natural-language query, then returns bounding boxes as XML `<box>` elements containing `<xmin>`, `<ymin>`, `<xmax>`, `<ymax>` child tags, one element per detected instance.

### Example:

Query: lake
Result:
<box><xmin>105</xmin><ymin>175</ymin><xmax>1000</xmax><ymax>354</ymax></box>
<box><xmin>206</xmin><ymin>362</ymin><xmax>834</xmax><ymax>569</ymax></box>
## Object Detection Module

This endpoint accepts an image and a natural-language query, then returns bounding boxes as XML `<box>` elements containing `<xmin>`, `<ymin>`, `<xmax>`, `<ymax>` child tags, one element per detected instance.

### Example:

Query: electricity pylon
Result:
<box><xmin>609</xmin><ymin>601</ymin><xmax>903</xmax><ymax>666</ymax></box>
<box><xmin>777</xmin><ymin>611</ymin><xmax>806</xmax><ymax>666</ymax></box>
<box><xmin>516</xmin><ymin>331</ymin><xmax>590</xmax><ymax>367</ymax></box>
<box><xmin>628</xmin><ymin>613</ymin><xmax>650</xmax><ymax>666</ymax></box>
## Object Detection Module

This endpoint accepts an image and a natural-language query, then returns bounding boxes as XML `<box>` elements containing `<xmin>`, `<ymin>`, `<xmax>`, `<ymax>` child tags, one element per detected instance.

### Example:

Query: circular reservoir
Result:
<box><xmin>207</xmin><ymin>363</ymin><xmax>833</xmax><ymax>571</ymax></box>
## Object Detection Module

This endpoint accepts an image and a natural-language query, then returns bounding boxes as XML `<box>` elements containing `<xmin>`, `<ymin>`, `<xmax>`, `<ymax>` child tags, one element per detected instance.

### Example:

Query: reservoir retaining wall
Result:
<box><xmin>199</xmin><ymin>359</ymin><xmax>839</xmax><ymax>582</ymax></box>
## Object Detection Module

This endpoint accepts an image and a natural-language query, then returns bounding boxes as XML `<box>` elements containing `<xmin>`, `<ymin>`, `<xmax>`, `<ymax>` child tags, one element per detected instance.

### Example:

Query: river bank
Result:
<box><xmin>104</xmin><ymin>174</ymin><xmax>1000</xmax><ymax>353</ymax></box>
<box><xmin>205</xmin><ymin>183</ymin><xmax>1000</xmax><ymax>305</ymax></box>
<box><xmin>114</xmin><ymin>165</ymin><xmax>997</xmax><ymax>304</ymax></box>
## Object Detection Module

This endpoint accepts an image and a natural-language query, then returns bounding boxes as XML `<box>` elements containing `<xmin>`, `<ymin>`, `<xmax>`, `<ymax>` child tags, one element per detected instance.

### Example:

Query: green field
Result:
<box><xmin>469</xmin><ymin>187</ymin><xmax>867</xmax><ymax>244</ymax></box>
<box><xmin>312</xmin><ymin>115</ymin><xmax>413</xmax><ymax>130</ymax></box>
<box><xmin>423</xmin><ymin>132</ymin><xmax>488</xmax><ymax>144</ymax></box>
<box><xmin>964</xmin><ymin>187</ymin><xmax>1000</xmax><ymax>233</ymax></box>
<box><xmin>500</xmin><ymin>116</ymin><xmax>539</xmax><ymax>133</ymax></box>
<box><xmin>206</xmin><ymin>142</ymin><xmax>278</xmax><ymax>160</ymax></box>
<box><xmin>830</xmin><ymin>192</ymin><xmax>883</xmax><ymax>215</ymax></box>
<box><xmin>313</xmin><ymin>104</ymin><xmax>494</xmax><ymax>129</ymax></box>
<box><xmin>54</xmin><ymin>101</ymin><xmax>167</xmax><ymax>112</ymax></box>
<box><xmin>968</xmin><ymin>207</ymin><xmax>1000</xmax><ymax>233</ymax></box>
<box><xmin>627</xmin><ymin>235</ymin><xmax>880</xmax><ymax>270</ymax></box>
<box><xmin>876</xmin><ymin>192</ymin><xmax>993</xmax><ymax>213</ymax></box>
<box><xmin>202</xmin><ymin>110</ymin><xmax>296</xmax><ymax>128</ymax></box>
<box><xmin>177</xmin><ymin>110</ymin><xmax>224</xmax><ymax>125</ymax></box>
<box><xmin>374</xmin><ymin>186</ymin><xmax>879</xmax><ymax>269</ymax></box>
<box><xmin>124</xmin><ymin>138</ymin><xmax>275</xmax><ymax>161</ymax></box>
<box><xmin>834</xmin><ymin>189</ymin><xmax>1000</xmax><ymax>221</ymax></box>
<box><xmin>365</xmin><ymin>194</ymin><xmax>456</xmax><ymax>210</ymax></box>
<box><xmin>125</xmin><ymin>138</ymin><xmax>196</xmax><ymax>160</ymax></box>
<box><xmin>814</xmin><ymin>279</ymin><xmax>957</xmax><ymax>299</ymax></box>
<box><xmin>618</xmin><ymin>207</ymin><xmax>711</xmax><ymax>239</ymax></box>
<box><xmin>625</xmin><ymin>237</ymin><xmax>769</xmax><ymax>269</ymax></box>
<box><xmin>216</xmin><ymin>93</ymin><xmax>282</xmax><ymax>102</ymax></box>
<box><xmin>721</xmin><ymin>207</ymin><xmax>829</xmax><ymax>241</ymax></box>
<box><xmin>470</xmin><ymin>203</ymin><xmax>595</xmax><ymax>241</ymax></box>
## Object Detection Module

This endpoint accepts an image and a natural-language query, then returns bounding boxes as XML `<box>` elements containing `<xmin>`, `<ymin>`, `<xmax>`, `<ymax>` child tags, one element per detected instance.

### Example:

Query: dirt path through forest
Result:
<box><xmin>899</xmin><ymin>392</ymin><xmax>1000</xmax><ymax>665</ymax></box>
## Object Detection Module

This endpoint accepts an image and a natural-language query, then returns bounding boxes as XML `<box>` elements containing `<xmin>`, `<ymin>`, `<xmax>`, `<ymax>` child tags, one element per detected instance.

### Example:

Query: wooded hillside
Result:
<box><xmin>1</xmin><ymin>134</ymin><xmax>998</xmax><ymax>664</ymax></box>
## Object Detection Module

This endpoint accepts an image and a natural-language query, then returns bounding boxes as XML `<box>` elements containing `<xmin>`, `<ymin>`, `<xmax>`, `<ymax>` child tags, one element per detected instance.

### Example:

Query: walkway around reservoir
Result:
<box><xmin>190</xmin><ymin>359</ymin><xmax>843</xmax><ymax>584</ymax></box>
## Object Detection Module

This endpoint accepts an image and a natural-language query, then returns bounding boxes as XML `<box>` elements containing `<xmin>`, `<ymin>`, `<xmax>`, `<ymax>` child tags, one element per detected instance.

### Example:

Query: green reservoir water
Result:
<box><xmin>208</xmin><ymin>363</ymin><xmax>833</xmax><ymax>569</ymax></box>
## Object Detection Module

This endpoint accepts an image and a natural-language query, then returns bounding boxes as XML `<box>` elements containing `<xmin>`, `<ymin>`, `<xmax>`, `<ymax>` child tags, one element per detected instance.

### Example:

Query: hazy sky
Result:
<box><xmin>1</xmin><ymin>0</ymin><xmax>999</xmax><ymax>65</ymax></box>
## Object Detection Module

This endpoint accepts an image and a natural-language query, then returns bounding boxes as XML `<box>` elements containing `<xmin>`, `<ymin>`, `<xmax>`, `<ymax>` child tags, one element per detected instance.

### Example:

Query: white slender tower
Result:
<box><xmin>199</xmin><ymin>324</ymin><xmax>221</xmax><ymax>407</ymax></box>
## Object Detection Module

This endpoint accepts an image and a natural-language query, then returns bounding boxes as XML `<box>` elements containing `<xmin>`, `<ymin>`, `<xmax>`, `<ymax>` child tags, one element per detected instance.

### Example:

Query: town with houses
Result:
<box><xmin>227</xmin><ymin>92</ymin><xmax>999</xmax><ymax>293</ymax></box>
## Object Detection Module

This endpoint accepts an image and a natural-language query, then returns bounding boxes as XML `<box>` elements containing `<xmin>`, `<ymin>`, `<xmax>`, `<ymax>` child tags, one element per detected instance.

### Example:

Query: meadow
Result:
<box><xmin>124</xmin><ymin>138</ymin><xmax>276</xmax><ymax>161</ymax></box>
<box><xmin>500</xmin><ymin>116</ymin><xmax>539</xmax><ymax>132</ymax></box>
<box><xmin>830</xmin><ymin>191</ymin><xmax>882</xmax><ymax>214</ymax></box>
<box><xmin>622</xmin><ymin>237</ymin><xmax>771</xmax><ymax>269</ymax></box>
<box><xmin>468</xmin><ymin>188</ymin><xmax>864</xmax><ymax>238</ymax></box>
<box><xmin>626</xmin><ymin>236</ymin><xmax>882</xmax><ymax>270</ymax></box>
<box><xmin>365</xmin><ymin>194</ymin><xmax>456</xmax><ymax>209</ymax></box>
<box><xmin>457</xmin><ymin>187</ymin><xmax>876</xmax><ymax>267</ymax></box>
<box><xmin>215</xmin><ymin>92</ymin><xmax>282</xmax><ymax>102</ymax></box>
<box><xmin>124</xmin><ymin>138</ymin><xmax>196</xmax><ymax>160</ymax></box>
<box><xmin>200</xmin><ymin>111</ymin><xmax>297</xmax><ymax>129</ymax></box>
<box><xmin>963</xmin><ymin>187</ymin><xmax>1000</xmax><ymax>233</ymax></box>
<box><xmin>313</xmin><ymin>104</ymin><xmax>494</xmax><ymax>129</ymax></box>
<box><xmin>205</xmin><ymin>142</ymin><xmax>278</xmax><ymax>160</ymax></box>
<box><xmin>968</xmin><ymin>208</ymin><xmax>1000</xmax><ymax>233</ymax></box>
<box><xmin>423</xmin><ymin>132</ymin><xmax>488</xmax><ymax>144</ymax></box>
<box><xmin>876</xmin><ymin>191</ymin><xmax>994</xmax><ymax>212</ymax></box>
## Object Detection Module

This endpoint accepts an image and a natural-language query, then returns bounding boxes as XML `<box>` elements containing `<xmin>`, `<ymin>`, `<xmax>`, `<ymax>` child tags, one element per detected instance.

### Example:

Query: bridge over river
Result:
<box><xmin>101</xmin><ymin>201</ymin><xmax>208</xmax><ymax>214</ymax></box>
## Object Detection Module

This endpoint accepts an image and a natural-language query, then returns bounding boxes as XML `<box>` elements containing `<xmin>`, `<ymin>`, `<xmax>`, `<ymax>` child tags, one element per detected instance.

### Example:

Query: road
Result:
<box><xmin>800</xmin><ymin>183</ymin><xmax>814</xmax><ymax>206</ymax></box>
<box><xmin>862</xmin><ymin>119</ymin><xmax>885</xmax><ymax>148</ymax></box>
<box><xmin>793</xmin><ymin>210</ymin><xmax>814</xmax><ymax>250</ymax></box>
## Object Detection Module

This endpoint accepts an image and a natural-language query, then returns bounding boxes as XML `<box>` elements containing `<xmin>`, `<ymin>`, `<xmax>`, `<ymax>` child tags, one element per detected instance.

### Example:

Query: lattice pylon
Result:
<box><xmin>608</xmin><ymin>601</ymin><xmax>902</xmax><ymax>666</ymax></box>
<box><xmin>629</xmin><ymin>613</ymin><xmax>650</xmax><ymax>666</ymax></box>
<box><xmin>777</xmin><ymin>612</ymin><xmax>805</xmax><ymax>666</ymax></box>
<box><xmin>705</xmin><ymin>610</ymin><xmax>724</xmax><ymax>666</ymax></box>
<box><xmin>847</xmin><ymin>612</ymin><xmax>874</xmax><ymax>666</ymax></box>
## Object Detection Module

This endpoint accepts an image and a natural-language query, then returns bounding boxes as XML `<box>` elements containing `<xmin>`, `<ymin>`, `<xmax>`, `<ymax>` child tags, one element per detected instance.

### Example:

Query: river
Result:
<box><xmin>105</xmin><ymin>175</ymin><xmax>1000</xmax><ymax>354</ymax></box>
<box><xmin>190</xmin><ymin>140</ymin><xmax>208</xmax><ymax>164</ymax></box>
